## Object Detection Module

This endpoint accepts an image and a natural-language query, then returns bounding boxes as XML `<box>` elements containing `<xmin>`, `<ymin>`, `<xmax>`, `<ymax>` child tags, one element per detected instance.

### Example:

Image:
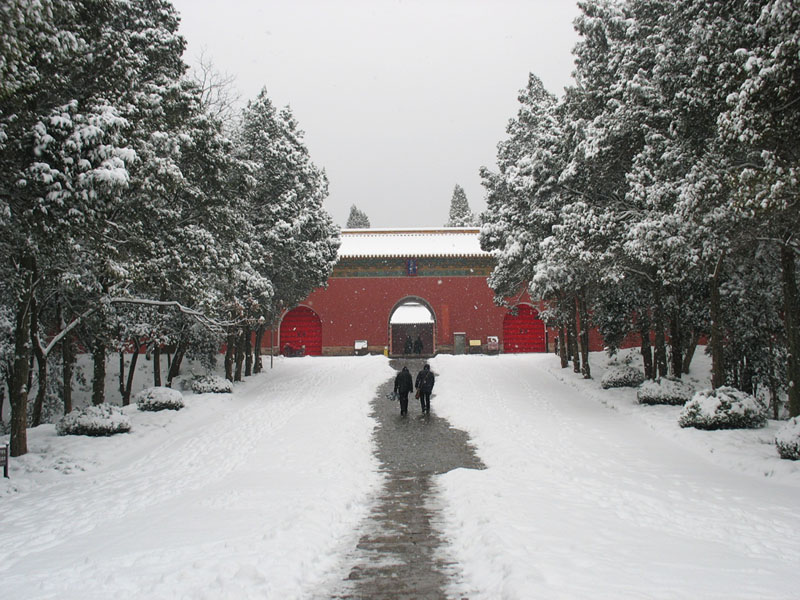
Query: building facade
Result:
<box><xmin>277</xmin><ymin>228</ymin><xmax>553</xmax><ymax>357</ymax></box>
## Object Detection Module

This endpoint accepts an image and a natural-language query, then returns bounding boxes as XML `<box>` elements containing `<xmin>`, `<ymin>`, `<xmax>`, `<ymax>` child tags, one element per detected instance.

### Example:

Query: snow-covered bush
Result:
<box><xmin>56</xmin><ymin>404</ymin><xmax>132</xmax><ymax>437</ymax></box>
<box><xmin>637</xmin><ymin>378</ymin><xmax>694</xmax><ymax>406</ymax></box>
<box><xmin>775</xmin><ymin>417</ymin><xmax>800</xmax><ymax>460</ymax></box>
<box><xmin>600</xmin><ymin>365</ymin><xmax>645</xmax><ymax>389</ymax></box>
<box><xmin>134</xmin><ymin>386</ymin><xmax>184</xmax><ymax>412</ymax></box>
<box><xmin>678</xmin><ymin>387</ymin><xmax>767</xmax><ymax>430</ymax></box>
<box><xmin>191</xmin><ymin>375</ymin><xmax>233</xmax><ymax>394</ymax></box>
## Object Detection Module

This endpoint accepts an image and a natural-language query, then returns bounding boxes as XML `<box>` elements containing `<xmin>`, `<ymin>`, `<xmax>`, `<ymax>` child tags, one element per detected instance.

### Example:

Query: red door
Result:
<box><xmin>503</xmin><ymin>304</ymin><xmax>546</xmax><ymax>353</ymax></box>
<box><xmin>280</xmin><ymin>306</ymin><xmax>322</xmax><ymax>356</ymax></box>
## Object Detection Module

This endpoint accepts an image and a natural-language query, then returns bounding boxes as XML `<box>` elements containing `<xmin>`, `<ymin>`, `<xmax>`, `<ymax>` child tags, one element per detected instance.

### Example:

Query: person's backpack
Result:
<box><xmin>421</xmin><ymin>371</ymin><xmax>433</xmax><ymax>389</ymax></box>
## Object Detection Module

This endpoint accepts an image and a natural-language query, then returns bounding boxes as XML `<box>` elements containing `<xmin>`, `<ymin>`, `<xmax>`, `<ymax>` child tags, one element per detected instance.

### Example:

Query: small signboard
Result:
<box><xmin>487</xmin><ymin>336</ymin><xmax>499</xmax><ymax>354</ymax></box>
<box><xmin>0</xmin><ymin>443</ymin><xmax>8</xmax><ymax>478</ymax></box>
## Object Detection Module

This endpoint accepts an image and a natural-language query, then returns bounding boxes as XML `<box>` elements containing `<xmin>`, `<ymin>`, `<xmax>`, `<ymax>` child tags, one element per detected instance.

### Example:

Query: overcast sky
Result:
<box><xmin>170</xmin><ymin>0</ymin><xmax>581</xmax><ymax>228</ymax></box>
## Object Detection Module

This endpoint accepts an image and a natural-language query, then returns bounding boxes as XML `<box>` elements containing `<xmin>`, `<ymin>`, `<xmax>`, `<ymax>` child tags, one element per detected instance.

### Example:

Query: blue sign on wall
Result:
<box><xmin>406</xmin><ymin>258</ymin><xmax>418</xmax><ymax>276</ymax></box>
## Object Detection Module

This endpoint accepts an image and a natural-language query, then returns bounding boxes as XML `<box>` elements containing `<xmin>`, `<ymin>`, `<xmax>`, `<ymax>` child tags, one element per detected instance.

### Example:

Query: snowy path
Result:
<box><xmin>431</xmin><ymin>354</ymin><xmax>800</xmax><ymax>600</ymax></box>
<box><xmin>1</xmin><ymin>352</ymin><xmax>799</xmax><ymax>599</ymax></box>
<box><xmin>326</xmin><ymin>359</ymin><xmax>484</xmax><ymax>599</ymax></box>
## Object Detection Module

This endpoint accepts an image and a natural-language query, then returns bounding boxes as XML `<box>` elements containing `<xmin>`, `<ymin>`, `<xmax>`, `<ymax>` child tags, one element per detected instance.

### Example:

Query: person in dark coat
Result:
<box><xmin>404</xmin><ymin>337</ymin><xmax>413</xmax><ymax>355</ymax></box>
<box><xmin>413</xmin><ymin>335</ymin><xmax>423</xmax><ymax>355</ymax></box>
<box><xmin>394</xmin><ymin>366</ymin><xmax>414</xmax><ymax>416</ymax></box>
<box><xmin>415</xmin><ymin>364</ymin><xmax>435</xmax><ymax>414</ymax></box>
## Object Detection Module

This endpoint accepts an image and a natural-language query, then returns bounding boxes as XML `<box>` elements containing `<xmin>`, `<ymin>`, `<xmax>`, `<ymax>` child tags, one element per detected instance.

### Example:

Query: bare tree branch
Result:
<box><xmin>186</xmin><ymin>47</ymin><xmax>242</xmax><ymax>126</ymax></box>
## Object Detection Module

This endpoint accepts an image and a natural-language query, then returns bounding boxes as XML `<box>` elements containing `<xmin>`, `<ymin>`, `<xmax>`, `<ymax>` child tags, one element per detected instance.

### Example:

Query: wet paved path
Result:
<box><xmin>329</xmin><ymin>359</ymin><xmax>485</xmax><ymax>599</ymax></box>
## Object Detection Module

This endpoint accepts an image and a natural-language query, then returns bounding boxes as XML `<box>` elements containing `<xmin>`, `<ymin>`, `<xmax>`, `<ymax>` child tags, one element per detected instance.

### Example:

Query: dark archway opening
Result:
<box><xmin>280</xmin><ymin>306</ymin><xmax>322</xmax><ymax>356</ymax></box>
<box><xmin>389</xmin><ymin>299</ymin><xmax>435</xmax><ymax>356</ymax></box>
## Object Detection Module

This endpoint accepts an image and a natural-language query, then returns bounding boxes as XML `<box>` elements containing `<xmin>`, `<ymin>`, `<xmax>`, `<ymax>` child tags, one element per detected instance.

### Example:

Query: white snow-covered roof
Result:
<box><xmin>390</xmin><ymin>303</ymin><xmax>434</xmax><ymax>324</ymax></box>
<box><xmin>338</xmin><ymin>227</ymin><xmax>487</xmax><ymax>258</ymax></box>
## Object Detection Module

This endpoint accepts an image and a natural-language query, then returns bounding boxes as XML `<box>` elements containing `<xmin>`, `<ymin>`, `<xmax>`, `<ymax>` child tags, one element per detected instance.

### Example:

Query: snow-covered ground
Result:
<box><xmin>1</xmin><ymin>351</ymin><xmax>798</xmax><ymax>599</ymax></box>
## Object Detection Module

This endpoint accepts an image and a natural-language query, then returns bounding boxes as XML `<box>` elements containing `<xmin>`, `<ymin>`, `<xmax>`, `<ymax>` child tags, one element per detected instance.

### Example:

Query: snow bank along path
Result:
<box><xmin>0</xmin><ymin>356</ymin><xmax>393</xmax><ymax>600</ymax></box>
<box><xmin>431</xmin><ymin>354</ymin><xmax>800</xmax><ymax>600</ymax></box>
<box><xmin>2</xmin><ymin>353</ymin><xmax>799</xmax><ymax>599</ymax></box>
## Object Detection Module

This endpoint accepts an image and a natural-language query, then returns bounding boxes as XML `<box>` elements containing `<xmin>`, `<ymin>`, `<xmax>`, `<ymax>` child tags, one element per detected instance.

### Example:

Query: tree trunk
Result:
<box><xmin>682</xmin><ymin>330</ymin><xmax>700</xmax><ymax>375</ymax></box>
<box><xmin>781</xmin><ymin>245</ymin><xmax>800</xmax><ymax>417</ymax></box>
<box><xmin>567</xmin><ymin>297</ymin><xmax>581</xmax><ymax>374</ymax></box>
<box><xmin>123</xmin><ymin>339</ymin><xmax>140</xmax><ymax>405</ymax></box>
<box><xmin>234</xmin><ymin>328</ymin><xmax>245</xmax><ymax>382</ymax></box>
<box><xmin>31</xmin><ymin>348</ymin><xmax>47</xmax><ymax>427</ymax></box>
<box><xmin>253</xmin><ymin>323</ymin><xmax>264</xmax><ymax>374</ymax></box>
<box><xmin>62</xmin><ymin>333</ymin><xmax>74</xmax><ymax>415</ymax></box>
<box><xmin>766</xmin><ymin>337</ymin><xmax>778</xmax><ymax>419</ymax></box>
<box><xmin>638</xmin><ymin>313</ymin><xmax>654</xmax><ymax>380</ymax></box>
<box><xmin>710</xmin><ymin>255</ymin><xmax>725</xmax><ymax>389</ymax></box>
<box><xmin>244</xmin><ymin>324</ymin><xmax>253</xmax><ymax>377</ymax></box>
<box><xmin>166</xmin><ymin>340</ymin><xmax>186</xmax><ymax>388</ymax></box>
<box><xmin>92</xmin><ymin>340</ymin><xmax>106</xmax><ymax>405</ymax></box>
<box><xmin>118</xmin><ymin>350</ymin><xmax>126</xmax><ymax>399</ymax></box>
<box><xmin>224</xmin><ymin>330</ymin><xmax>235</xmax><ymax>382</ymax></box>
<box><xmin>152</xmin><ymin>344</ymin><xmax>162</xmax><ymax>387</ymax></box>
<box><xmin>652</xmin><ymin>284</ymin><xmax>668</xmax><ymax>378</ymax></box>
<box><xmin>559</xmin><ymin>326</ymin><xmax>569</xmax><ymax>369</ymax></box>
<box><xmin>669</xmin><ymin>308</ymin><xmax>683</xmax><ymax>379</ymax></box>
<box><xmin>577</xmin><ymin>291</ymin><xmax>591</xmax><ymax>379</ymax></box>
<box><xmin>30</xmin><ymin>295</ymin><xmax>46</xmax><ymax>427</ymax></box>
<box><xmin>10</xmin><ymin>280</ymin><xmax>34</xmax><ymax>457</ymax></box>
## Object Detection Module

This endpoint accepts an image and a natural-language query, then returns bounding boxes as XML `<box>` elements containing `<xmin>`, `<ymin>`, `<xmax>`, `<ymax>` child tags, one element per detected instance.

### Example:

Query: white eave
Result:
<box><xmin>338</xmin><ymin>227</ymin><xmax>488</xmax><ymax>259</ymax></box>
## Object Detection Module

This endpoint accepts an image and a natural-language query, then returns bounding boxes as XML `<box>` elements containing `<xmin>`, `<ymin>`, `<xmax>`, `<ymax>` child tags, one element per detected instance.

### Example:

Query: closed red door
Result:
<box><xmin>280</xmin><ymin>306</ymin><xmax>322</xmax><ymax>356</ymax></box>
<box><xmin>503</xmin><ymin>304</ymin><xmax>545</xmax><ymax>353</ymax></box>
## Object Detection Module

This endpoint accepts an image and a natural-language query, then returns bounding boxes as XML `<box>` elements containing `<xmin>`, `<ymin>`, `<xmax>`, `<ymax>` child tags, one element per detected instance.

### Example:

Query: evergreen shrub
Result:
<box><xmin>678</xmin><ymin>387</ymin><xmax>767</xmax><ymax>430</ymax></box>
<box><xmin>600</xmin><ymin>365</ymin><xmax>645</xmax><ymax>389</ymax></box>
<box><xmin>775</xmin><ymin>417</ymin><xmax>800</xmax><ymax>460</ymax></box>
<box><xmin>135</xmin><ymin>386</ymin><xmax>184</xmax><ymax>412</ymax></box>
<box><xmin>56</xmin><ymin>405</ymin><xmax>132</xmax><ymax>436</ymax></box>
<box><xmin>637</xmin><ymin>378</ymin><xmax>694</xmax><ymax>406</ymax></box>
<box><xmin>191</xmin><ymin>375</ymin><xmax>233</xmax><ymax>394</ymax></box>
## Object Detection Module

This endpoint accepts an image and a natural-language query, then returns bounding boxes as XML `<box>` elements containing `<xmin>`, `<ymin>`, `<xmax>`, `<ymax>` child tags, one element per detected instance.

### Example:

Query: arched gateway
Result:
<box><xmin>280</xmin><ymin>306</ymin><xmax>322</xmax><ymax>356</ymax></box>
<box><xmin>389</xmin><ymin>297</ymin><xmax>436</xmax><ymax>356</ymax></box>
<box><xmin>503</xmin><ymin>304</ymin><xmax>546</xmax><ymax>353</ymax></box>
<box><xmin>288</xmin><ymin>228</ymin><xmax>554</xmax><ymax>356</ymax></box>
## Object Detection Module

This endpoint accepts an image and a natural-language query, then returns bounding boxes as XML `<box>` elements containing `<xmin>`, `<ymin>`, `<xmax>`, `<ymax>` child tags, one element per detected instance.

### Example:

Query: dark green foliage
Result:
<box><xmin>637</xmin><ymin>378</ymin><xmax>694</xmax><ymax>406</ymax></box>
<box><xmin>678</xmin><ymin>387</ymin><xmax>768</xmax><ymax>430</ymax></box>
<box><xmin>55</xmin><ymin>405</ymin><xmax>131</xmax><ymax>436</ymax></box>
<box><xmin>600</xmin><ymin>365</ymin><xmax>645</xmax><ymax>389</ymax></box>
<box><xmin>134</xmin><ymin>387</ymin><xmax>184</xmax><ymax>412</ymax></box>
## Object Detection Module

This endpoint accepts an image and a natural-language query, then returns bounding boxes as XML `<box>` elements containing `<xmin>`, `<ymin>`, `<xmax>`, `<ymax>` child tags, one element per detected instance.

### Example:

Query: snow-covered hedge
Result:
<box><xmin>191</xmin><ymin>375</ymin><xmax>233</xmax><ymax>394</ymax></box>
<box><xmin>637</xmin><ymin>378</ymin><xmax>694</xmax><ymax>406</ymax></box>
<box><xmin>56</xmin><ymin>404</ymin><xmax>132</xmax><ymax>437</ymax></box>
<box><xmin>678</xmin><ymin>387</ymin><xmax>767</xmax><ymax>431</ymax></box>
<box><xmin>600</xmin><ymin>365</ymin><xmax>645</xmax><ymax>389</ymax></box>
<box><xmin>775</xmin><ymin>417</ymin><xmax>800</xmax><ymax>460</ymax></box>
<box><xmin>134</xmin><ymin>386</ymin><xmax>184</xmax><ymax>412</ymax></box>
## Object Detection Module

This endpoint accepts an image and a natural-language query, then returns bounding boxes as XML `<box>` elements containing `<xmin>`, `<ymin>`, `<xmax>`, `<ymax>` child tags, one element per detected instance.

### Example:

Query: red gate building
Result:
<box><xmin>277</xmin><ymin>228</ymin><xmax>557</xmax><ymax>356</ymax></box>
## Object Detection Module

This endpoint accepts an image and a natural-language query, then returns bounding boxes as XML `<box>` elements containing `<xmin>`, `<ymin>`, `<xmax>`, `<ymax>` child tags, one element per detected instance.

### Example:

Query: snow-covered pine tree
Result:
<box><xmin>718</xmin><ymin>0</ymin><xmax>800</xmax><ymax>416</ymax></box>
<box><xmin>346</xmin><ymin>205</ymin><xmax>371</xmax><ymax>228</ymax></box>
<box><xmin>237</xmin><ymin>90</ymin><xmax>339</xmax><ymax>378</ymax></box>
<box><xmin>445</xmin><ymin>185</ymin><xmax>477</xmax><ymax>227</ymax></box>
<box><xmin>0</xmin><ymin>0</ymin><xmax>219</xmax><ymax>454</ymax></box>
<box><xmin>480</xmin><ymin>73</ymin><xmax>563</xmax><ymax>301</ymax></box>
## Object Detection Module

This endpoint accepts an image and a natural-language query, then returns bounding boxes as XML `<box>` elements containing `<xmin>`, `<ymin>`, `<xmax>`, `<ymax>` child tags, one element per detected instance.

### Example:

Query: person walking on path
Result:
<box><xmin>415</xmin><ymin>364</ymin><xmax>435</xmax><ymax>414</ymax></box>
<box><xmin>394</xmin><ymin>366</ymin><xmax>413</xmax><ymax>416</ymax></box>
<box><xmin>404</xmin><ymin>337</ymin><xmax>413</xmax><ymax>355</ymax></box>
<box><xmin>413</xmin><ymin>335</ymin><xmax>423</xmax><ymax>355</ymax></box>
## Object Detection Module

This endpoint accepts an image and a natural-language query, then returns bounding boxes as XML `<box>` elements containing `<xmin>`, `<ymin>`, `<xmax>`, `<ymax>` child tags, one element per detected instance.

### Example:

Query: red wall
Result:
<box><xmin>301</xmin><ymin>275</ymin><xmax>541</xmax><ymax>353</ymax></box>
